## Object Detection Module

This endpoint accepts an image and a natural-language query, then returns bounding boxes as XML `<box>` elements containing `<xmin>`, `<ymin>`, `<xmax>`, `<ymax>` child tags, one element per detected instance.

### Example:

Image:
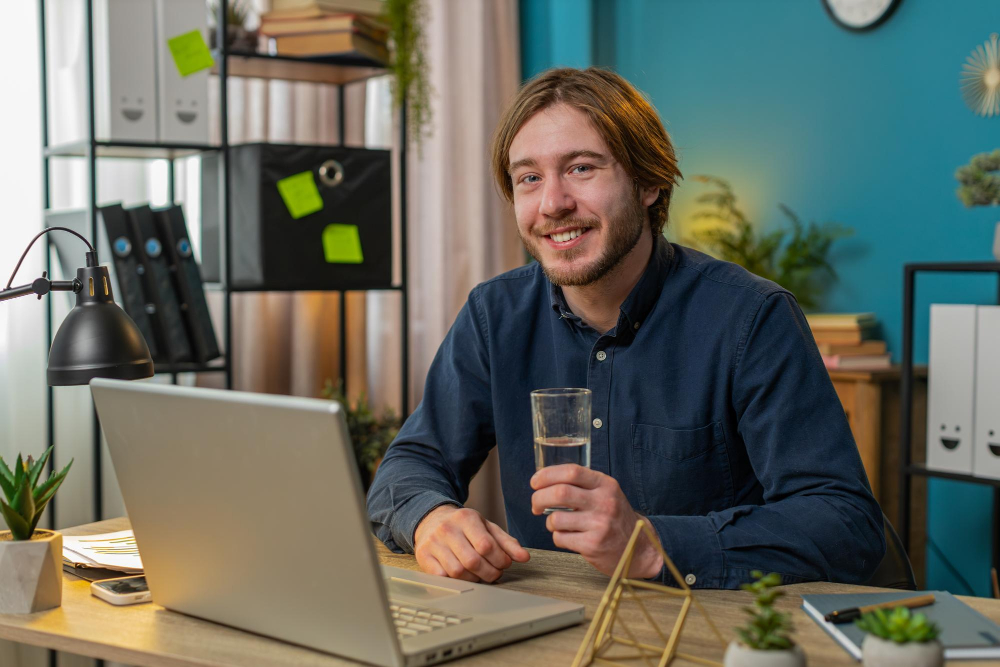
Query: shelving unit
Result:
<box><xmin>38</xmin><ymin>1</ymin><xmax>409</xmax><ymax>529</ymax></box>
<box><xmin>897</xmin><ymin>261</ymin><xmax>1000</xmax><ymax>580</ymax></box>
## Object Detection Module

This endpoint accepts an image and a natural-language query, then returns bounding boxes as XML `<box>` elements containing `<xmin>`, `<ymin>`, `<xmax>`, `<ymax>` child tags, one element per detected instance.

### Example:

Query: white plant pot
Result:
<box><xmin>993</xmin><ymin>221</ymin><xmax>1000</xmax><ymax>261</ymax></box>
<box><xmin>723</xmin><ymin>641</ymin><xmax>806</xmax><ymax>667</ymax></box>
<box><xmin>861</xmin><ymin>635</ymin><xmax>943</xmax><ymax>667</ymax></box>
<box><xmin>0</xmin><ymin>530</ymin><xmax>63</xmax><ymax>614</ymax></box>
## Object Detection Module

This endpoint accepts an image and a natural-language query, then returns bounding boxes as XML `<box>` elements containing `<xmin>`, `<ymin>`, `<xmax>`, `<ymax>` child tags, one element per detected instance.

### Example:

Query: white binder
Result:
<box><xmin>974</xmin><ymin>306</ymin><xmax>1000</xmax><ymax>479</ymax></box>
<box><xmin>926</xmin><ymin>304</ymin><xmax>977</xmax><ymax>475</ymax></box>
<box><xmin>47</xmin><ymin>0</ymin><xmax>158</xmax><ymax>144</ymax></box>
<box><xmin>153</xmin><ymin>0</ymin><xmax>210</xmax><ymax>143</ymax></box>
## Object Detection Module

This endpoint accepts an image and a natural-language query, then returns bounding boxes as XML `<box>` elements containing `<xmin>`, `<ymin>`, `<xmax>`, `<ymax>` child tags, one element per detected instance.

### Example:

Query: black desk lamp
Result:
<box><xmin>0</xmin><ymin>227</ymin><xmax>154</xmax><ymax>385</ymax></box>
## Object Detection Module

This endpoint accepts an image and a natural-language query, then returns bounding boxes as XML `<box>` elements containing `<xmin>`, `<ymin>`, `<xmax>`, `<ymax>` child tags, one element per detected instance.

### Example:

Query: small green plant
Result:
<box><xmin>854</xmin><ymin>606</ymin><xmax>941</xmax><ymax>644</ymax></box>
<box><xmin>322</xmin><ymin>380</ymin><xmax>401</xmax><ymax>477</ymax></box>
<box><xmin>0</xmin><ymin>447</ymin><xmax>73</xmax><ymax>541</ymax></box>
<box><xmin>384</xmin><ymin>0</ymin><xmax>433</xmax><ymax>151</ymax></box>
<box><xmin>210</xmin><ymin>0</ymin><xmax>251</xmax><ymax>28</ymax></box>
<box><xmin>956</xmin><ymin>149</ymin><xmax>1000</xmax><ymax>207</ymax></box>
<box><xmin>686</xmin><ymin>175</ymin><xmax>852</xmax><ymax>310</ymax></box>
<box><xmin>735</xmin><ymin>571</ymin><xmax>795</xmax><ymax>650</ymax></box>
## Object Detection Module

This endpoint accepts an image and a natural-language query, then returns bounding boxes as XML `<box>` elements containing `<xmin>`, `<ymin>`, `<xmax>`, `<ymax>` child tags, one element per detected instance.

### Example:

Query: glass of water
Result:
<box><xmin>530</xmin><ymin>388</ymin><xmax>592</xmax><ymax>513</ymax></box>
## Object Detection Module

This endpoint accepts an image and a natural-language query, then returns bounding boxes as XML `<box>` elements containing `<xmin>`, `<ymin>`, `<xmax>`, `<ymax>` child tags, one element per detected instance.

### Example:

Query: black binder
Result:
<box><xmin>125</xmin><ymin>205</ymin><xmax>193</xmax><ymax>364</ymax></box>
<box><xmin>96</xmin><ymin>204</ymin><xmax>163</xmax><ymax>363</ymax></box>
<box><xmin>152</xmin><ymin>205</ymin><xmax>221</xmax><ymax>363</ymax></box>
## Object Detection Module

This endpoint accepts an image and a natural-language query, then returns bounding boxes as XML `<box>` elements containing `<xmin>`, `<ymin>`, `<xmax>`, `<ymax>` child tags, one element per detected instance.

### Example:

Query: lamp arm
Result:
<box><xmin>0</xmin><ymin>277</ymin><xmax>82</xmax><ymax>303</ymax></box>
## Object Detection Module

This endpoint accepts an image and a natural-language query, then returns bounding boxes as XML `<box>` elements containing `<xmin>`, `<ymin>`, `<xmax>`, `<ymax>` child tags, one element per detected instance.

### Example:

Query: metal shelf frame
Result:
<box><xmin>898</xmin><ymin>260</ymin><xmax>1000</xmax><ymax>581</ymax></box>
<box><xmin>37</xmin><ymin>0</ymin><xmax>410</xmax><ymax>530</ymax></box>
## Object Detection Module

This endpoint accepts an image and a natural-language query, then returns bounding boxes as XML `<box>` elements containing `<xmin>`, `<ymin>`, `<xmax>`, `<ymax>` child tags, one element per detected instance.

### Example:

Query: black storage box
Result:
<box><xmin>204</xmin><ymin>143</ymin><xmax>392</xmax><ymax>290</ymax></box>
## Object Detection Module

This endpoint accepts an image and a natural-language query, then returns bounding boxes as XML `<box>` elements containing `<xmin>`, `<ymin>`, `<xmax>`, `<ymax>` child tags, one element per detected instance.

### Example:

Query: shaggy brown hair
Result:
<box><xmin>490</xmin><ymin>67</ymin><xmax>682</xmax><ymax>235</ymax></box>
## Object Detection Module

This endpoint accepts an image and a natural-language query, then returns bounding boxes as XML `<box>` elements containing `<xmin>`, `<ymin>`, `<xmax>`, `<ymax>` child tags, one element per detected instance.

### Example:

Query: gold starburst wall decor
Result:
<box><xmin>961</xmin><ymin>33</ymin><xmax>1000</xmax><ymax>117</ymax></box>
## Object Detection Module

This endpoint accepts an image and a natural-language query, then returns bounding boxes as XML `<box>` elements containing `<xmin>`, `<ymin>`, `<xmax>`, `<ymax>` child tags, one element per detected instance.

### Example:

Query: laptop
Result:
<box><xmin>90</xmin><ymin>378</ymin><xmax>584</xmax><ymax>667</ymax></box>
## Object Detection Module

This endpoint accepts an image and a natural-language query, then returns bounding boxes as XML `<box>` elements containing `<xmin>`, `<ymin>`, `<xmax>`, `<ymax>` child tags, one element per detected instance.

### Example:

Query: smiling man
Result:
<box><xmin>366</xmin><ymin>67</ymin><xmax>885</xmax><ymax>588</ymax></box>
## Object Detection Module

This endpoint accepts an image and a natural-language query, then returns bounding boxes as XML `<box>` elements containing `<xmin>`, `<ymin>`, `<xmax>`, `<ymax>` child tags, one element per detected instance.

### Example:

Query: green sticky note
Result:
<box><xmin>276</xmin><ymin>171</ymin><xmax>324</xmax><ymax>219</ymax></box>
<box><xmin>167</xmin><ymin>30</ymin><xmax>214</xmax><ymax>77</ymax></box>
<box><xmin>322</xmin><ymin>224</ymin><xmax>364</xmax><ymax>264</ymax></box>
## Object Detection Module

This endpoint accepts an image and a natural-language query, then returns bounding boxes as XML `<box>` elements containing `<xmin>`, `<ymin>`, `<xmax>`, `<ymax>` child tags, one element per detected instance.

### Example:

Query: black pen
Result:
<box><xmin>824</xmin><ymin>593</ymin><xmax>936</xmax><ymax>624</ymax></box>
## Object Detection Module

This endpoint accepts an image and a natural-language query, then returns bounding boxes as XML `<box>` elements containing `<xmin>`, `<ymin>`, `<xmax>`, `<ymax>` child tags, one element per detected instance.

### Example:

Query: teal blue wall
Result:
<box><xmin>520</xmin><ymin>0</ymin><xmax>1000</xmax><ymax>597</ymax></box>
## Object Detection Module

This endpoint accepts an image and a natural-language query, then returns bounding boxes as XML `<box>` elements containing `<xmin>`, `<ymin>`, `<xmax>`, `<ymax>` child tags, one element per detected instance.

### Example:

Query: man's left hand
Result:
<box><xmin>530</xmin><ymin>464</ymin><xmax>664</xmax><ymax>578</ymax></box>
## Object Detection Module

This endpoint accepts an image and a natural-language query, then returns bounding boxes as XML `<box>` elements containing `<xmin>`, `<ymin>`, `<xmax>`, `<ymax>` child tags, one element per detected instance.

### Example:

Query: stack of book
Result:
<box><xmin>261</xmin><ymin>0</ymin><xmax>389</xmax><ymax>63</ymax></box>
<box><xmin>805</xmin><ymin>312</ymin><xmax>891</xmax><ymax>371</ymax></box>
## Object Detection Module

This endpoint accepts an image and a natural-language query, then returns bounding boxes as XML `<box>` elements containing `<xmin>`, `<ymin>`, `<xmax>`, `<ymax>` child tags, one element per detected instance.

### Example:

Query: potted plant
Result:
<box><xmin>0</xmin><ymin>447</ymin><xmax>73</xmax><ymax>614</ymax></box>
<box><xmin>955</xmin><ymin>149</ymin><xmax>1000</xmax><ymax>260</ymax></box>
<box><xmin>854</xmin><ymin>606</ymin><xmax>943</xmax><ymax>667</ymax></box>
<box><xmin>209</xmin><ymin>0</ymin><xmax>258</xmax><ymax>52</ymax></box>
<box><xmin>321</xmin><ymin>380</ymin><xmax>401</xmax><ymax>490</ymax></box>
<box><xmin>724</xmin><ymin>571</ymin><xmax>805</xmax><ymax>667</ymax></box>
<box><xmin>384</xmin><ymin>0</ymin><xmax>432</xmax><ymax>150</ymax></box>
<box><xmin>687</xmin><ymin>175</ymin><xmax>852</xmax><ymax>311</ymax></box>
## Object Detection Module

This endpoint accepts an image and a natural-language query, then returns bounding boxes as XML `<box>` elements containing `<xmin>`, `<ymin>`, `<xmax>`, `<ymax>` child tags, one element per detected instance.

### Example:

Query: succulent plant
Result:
<box><xmin>734</xmin><ymin>571</ymin><xmax>796</xmax><ymax>650</ymax></box>
<box><xmin>0</xmin><ymin>447</ymin><xmax>73</xmax><ymax>541</ymax></box>
<box><xmin>855</xmin><ymin>606</ymin><xmax>941</xmax><ymax>644</ymax></box>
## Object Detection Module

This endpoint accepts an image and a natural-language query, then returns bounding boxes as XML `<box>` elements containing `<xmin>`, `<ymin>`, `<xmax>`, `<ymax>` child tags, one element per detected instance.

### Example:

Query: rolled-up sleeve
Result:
<box><xmin>366</xmin><ymin>288</ymin><xmax>496</xmax><ymax>553</ymax></box>
<box><xmin>646</xmin><ymin>291</ymin><xmax>886</xmax><ymax>588</ymax></box>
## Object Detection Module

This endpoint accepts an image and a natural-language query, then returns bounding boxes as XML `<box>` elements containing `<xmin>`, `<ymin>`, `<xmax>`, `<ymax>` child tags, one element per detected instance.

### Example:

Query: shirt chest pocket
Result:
<box><xmin>630</xmin><ymin>422</ymin><xmax>733</xmax><ymax>516</ymax></box>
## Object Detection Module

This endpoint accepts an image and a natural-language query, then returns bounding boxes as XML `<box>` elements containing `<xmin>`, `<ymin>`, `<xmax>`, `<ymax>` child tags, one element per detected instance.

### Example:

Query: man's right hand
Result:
<box><xmin>413</xmin><ymin>505</ymin><xmax>530</xmax><ymax>583</ymax></box>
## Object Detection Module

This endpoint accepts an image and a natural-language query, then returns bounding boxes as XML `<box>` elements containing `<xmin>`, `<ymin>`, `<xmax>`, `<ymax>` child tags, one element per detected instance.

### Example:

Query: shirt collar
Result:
<box><xmin>548</xmin><ymin>235</ymin><xmax>675</xmax><ymax>333</ymax></box>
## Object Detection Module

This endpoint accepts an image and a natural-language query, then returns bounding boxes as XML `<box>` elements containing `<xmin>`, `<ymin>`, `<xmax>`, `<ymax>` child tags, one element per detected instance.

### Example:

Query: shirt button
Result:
<box><xmin>596</xmin><ymin>350</ymin><xmax>607</xmax><ymax>362</ymax></box>
<box><xmin>592</xmin><ymin>418</ymin><xmax>603</xmax><ymax>429</ymax></box>
<box><xmin>633</xmin><ymin>322</ymin><xmax>640</xmax><ymax>330</ymax></box>
<box><xmin>684</xmin><ymin>573</ymin><xmax>696</xmax><ymax>586</ymax></box>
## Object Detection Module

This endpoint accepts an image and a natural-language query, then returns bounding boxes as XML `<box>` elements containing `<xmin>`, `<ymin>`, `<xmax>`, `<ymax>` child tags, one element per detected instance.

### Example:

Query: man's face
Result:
<box><xmin>508</xmin><ymin>103</ymin><xmax>649</xmax><ymax>287</ymax></box>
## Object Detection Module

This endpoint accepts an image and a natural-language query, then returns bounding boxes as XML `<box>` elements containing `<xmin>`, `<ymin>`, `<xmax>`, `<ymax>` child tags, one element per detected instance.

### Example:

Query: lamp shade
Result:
<box><xmin>47</xmin><ymin>266</ymin><xmax>154</xmax><ymax>386</ymax></box>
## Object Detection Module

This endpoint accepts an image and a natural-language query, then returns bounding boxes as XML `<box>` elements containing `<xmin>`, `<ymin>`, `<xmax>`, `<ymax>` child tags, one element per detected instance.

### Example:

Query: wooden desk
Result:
<box><xmin>0</xmin><ymin>518</ymin><xmax>997</xmax><ymax>667</ymax></box>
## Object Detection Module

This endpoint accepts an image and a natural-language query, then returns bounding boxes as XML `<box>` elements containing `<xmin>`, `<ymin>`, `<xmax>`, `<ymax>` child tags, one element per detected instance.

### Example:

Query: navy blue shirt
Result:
<box><xmin>367</xmin><ymin>238</ymin><xmax>885</xmax><ymax>588</ymax></box>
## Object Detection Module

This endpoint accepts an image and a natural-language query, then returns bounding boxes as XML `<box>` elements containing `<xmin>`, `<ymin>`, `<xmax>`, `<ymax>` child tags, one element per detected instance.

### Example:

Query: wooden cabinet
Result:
<box><xmin>828</xmin><ymin>367</ymin><xmax>928</xmax><ymax>585</ymax></box>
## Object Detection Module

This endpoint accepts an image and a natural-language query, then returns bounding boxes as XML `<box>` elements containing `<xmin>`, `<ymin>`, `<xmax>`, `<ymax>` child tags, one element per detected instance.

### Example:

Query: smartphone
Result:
<box><xmin>90</xmin><ymin>575</ymin><xmax>151</xmax><ymax>606</ymax></box>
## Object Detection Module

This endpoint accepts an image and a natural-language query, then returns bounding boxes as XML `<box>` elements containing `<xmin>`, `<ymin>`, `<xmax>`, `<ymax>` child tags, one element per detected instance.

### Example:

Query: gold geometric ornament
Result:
<box><xmin>571</xmin><ymin>520</ymin><xmax>726</xmax><ymax>667</ymax></box>
<box><xmin>961</xmin><ymin>32</ymin><xmax>1000</xmax><ymax>117</ymax></box>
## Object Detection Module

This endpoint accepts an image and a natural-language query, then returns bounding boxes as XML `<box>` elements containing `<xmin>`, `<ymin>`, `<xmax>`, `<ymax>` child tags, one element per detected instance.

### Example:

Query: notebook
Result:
<box><xmin>801</xmin><ymin>590</ymin><xmax>1000</xmax><ymax>661</ymax></box>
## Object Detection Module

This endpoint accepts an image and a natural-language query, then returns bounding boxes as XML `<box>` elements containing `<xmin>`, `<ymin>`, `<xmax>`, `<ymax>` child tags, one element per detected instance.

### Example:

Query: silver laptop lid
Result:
<box><xmin>91</xmin><ymin>378</ymin><xmax>405</xmax><ymax>667</ymax></box>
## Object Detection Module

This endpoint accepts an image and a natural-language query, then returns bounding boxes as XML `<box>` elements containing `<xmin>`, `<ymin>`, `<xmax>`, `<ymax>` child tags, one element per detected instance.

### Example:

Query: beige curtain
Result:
<box><xmin>401</xmin><ymin>0</ymin><xmax>525</xmax><ymax>525</ymax></box>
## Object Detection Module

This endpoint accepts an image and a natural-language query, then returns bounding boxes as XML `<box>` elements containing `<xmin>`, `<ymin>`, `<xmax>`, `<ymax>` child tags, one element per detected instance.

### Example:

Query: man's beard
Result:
<box><xmin>519</xmin><ymin>193</ymin><xmax>646</xmax><ymax>287</ymax></box>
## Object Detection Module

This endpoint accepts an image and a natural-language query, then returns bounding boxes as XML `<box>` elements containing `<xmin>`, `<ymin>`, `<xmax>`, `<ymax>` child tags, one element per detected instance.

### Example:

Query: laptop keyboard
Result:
<box><xmin>389</xmin><ymin>602</ymin><xmax>472</xmax><ymax>638</ymax></box>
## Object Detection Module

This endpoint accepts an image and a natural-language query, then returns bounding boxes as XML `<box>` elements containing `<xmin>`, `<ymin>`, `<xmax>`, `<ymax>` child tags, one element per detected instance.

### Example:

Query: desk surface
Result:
<box><xmin>0</xmin><ymin>518</ymin><xmax>997</xmax><ymax>667</ymax></box>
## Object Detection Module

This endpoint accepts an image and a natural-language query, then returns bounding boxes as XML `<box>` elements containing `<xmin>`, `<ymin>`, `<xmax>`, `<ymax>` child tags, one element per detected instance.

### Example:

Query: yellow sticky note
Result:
<box><xmin>167</xmin><ymin>30</ymin><xmax>214</xmax><ymax>77</ymax></box>
<box><xmin>276</xmin><ymin>171</ymin><xmax>324</xmax><ymax>220</ymax></box>
<box><xmin>322</xmin><ymin>225</ymin><xmax>364</xmax><ymax>264</ymax></box>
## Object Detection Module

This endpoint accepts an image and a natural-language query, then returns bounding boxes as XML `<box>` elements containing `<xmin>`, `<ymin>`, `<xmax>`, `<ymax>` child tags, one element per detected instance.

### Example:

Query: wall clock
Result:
<box><xmin>822</xmin><ymin>0</ymin><xmax>902</xmax><ymax>32</ymax></box>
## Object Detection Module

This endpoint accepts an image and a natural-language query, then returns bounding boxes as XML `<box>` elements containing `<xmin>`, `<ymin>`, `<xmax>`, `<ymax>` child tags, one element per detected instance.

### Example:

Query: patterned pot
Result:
<box><xmin>861</xmin><ymin>635</ymin><xmax>943</xmax><ymax>667</ymax></box>
<box><xmin>0</xmin><ymin>530</ymin><xmax>63</xmax><ymax>614</ymax></box>
<box><xmin>724</xmin><ymin>641</ymin><xmax>806</xmax><ymax>667</ymax></box>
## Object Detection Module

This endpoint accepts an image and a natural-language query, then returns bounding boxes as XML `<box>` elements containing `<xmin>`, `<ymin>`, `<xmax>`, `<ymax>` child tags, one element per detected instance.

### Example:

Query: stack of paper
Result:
<box><xmin>62</xmin><ymin>530</ymin><xmax>144</xmax><ymax>573</ymax></box>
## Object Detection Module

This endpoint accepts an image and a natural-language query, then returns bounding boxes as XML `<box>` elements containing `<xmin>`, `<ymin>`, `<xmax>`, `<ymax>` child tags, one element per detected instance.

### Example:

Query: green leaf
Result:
<box><xmin>0</xmin><ymin>456</ymin><xmax>14</xmax><ymax>494</ymax></box>
<box><xmin>0</xmin><ymin>471</ymin><xmax>14</xmax><ymax>505</ymax></box>
<box><xmin>0</xmin><ymin>500</ymin><xmax>32</xmax><ymax>540</ymax></box>
<box><xmin>27</xmin><ymin>447</ymin><xmax>52</xmax><ymax>490</ymax></box>
<box><xmin>10</xmin><ymin>476</ymin><xmax>35</xmax><ymax>525</ymax></box>
<box><xmin>33</xmin><ymin>460</ymin><xmax>73</xmax><ymax>506</ymax></box>
<box><xmin>12</xmin><ymin>454</ymin><xmax>24</xmax><ymax>489</ymax></box>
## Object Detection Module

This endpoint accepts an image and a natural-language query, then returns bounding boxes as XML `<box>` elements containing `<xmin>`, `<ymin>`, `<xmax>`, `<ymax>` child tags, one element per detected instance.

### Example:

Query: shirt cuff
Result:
<box><xmin>391</xmin><ymin>491</ymin><xmax>462</xmax><ymax>553</ymax></box>
<box><xmin>645</xmin><ymin>514</ymin><xmax>726</xmax><ymax>589</ymax></box>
